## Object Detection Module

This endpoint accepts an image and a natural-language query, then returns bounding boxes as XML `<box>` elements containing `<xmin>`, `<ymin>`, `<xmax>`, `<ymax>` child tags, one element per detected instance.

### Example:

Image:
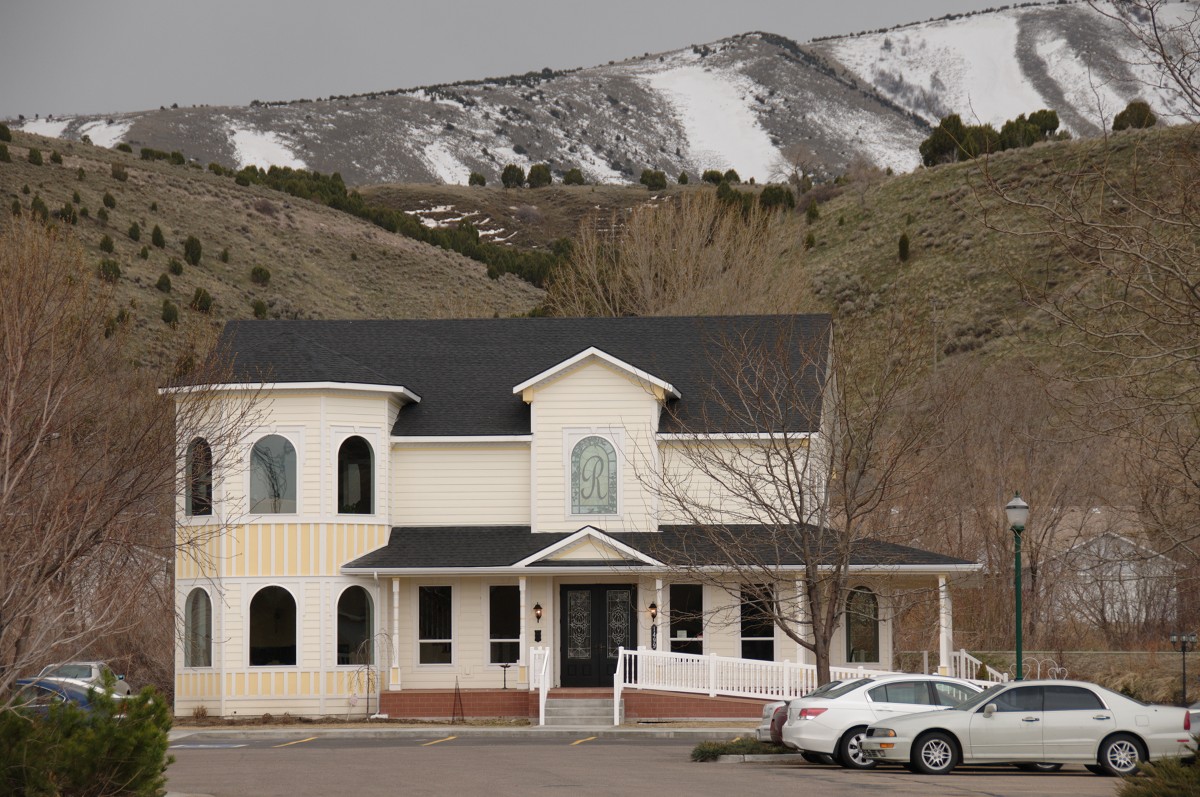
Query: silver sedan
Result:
<box><xmin>861</xmin><ymin>679</ymin><xmax>1195</xmax><ymax>776</ymax></box>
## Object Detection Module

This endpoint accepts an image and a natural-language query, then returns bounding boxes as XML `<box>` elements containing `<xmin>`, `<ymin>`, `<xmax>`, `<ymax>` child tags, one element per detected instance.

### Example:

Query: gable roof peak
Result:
<box><xmin>512</xmin><ymin>346</ymin><xmax>680</xmax><ymax>399</ymax></box>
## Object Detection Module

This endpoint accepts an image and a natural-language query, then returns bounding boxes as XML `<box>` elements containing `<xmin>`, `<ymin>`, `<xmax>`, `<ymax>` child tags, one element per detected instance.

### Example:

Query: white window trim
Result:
<box><xmin>182</xmin><ymin>585</ymin><xmax>214</xmax><ymax>670</ymax></box>
<box><xmin>845</xmin><ymin>584</ymin><xmax>881</xmax><ymax>665</ymax></box>
<box><xmin>333</xmin><ymin>583</ymin><xmax>375</xmax><ymax>669</ymax></box>
<box><xmin>414</xmin><ymin>582</ymin><xmax>456</xmax><ymax>668</ymax></box>
<box><xmin>484</xmin><ymin>582</ymin><xmax>522</xmax><ymax>668</ymax></box>
<box><xmin>246</xmin><ymin>428</ymin><xmax>304</xmax><ymax>517</ymax></box>
<box><xmin>563</xmin><ymin>427</ymin><xmax>624</xmax><ymax>520</ymax></box>
<box><xmin>245</xmin><ymin>582</ymin><xmax>302</xmax><ymax>669</ymax></box>
<box><xmin>331</xmin><ymin>429</ymin><xmax>381</xmax><ymax>519</ymax></box>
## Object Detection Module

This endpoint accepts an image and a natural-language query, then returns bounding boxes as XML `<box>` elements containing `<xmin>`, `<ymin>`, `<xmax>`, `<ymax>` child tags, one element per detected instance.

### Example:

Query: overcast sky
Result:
<box><xmin>2</xmin><ymin>0</ymin><xmax>1006</xmax><ymax>120</ymax></box>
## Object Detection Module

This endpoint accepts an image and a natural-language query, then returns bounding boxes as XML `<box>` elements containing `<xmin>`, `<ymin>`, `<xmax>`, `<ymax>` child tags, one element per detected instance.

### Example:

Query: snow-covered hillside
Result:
<box><xmin>10</xmin><ymin>2</ymin><xmax>1191</xmax><ymax>184</ymax></box>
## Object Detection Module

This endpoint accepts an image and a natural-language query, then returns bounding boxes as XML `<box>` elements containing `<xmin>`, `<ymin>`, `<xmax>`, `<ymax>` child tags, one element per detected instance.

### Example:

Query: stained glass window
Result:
<box><xmin>571</xmin><ymin>435</ymin><xmax>618</xmax><ymax>514</ymax></box>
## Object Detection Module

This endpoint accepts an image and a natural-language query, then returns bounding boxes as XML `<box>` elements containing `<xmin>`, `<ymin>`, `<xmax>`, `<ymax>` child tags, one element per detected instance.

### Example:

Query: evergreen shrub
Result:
<box><xmin>156</xmin><ymin>274</ymin><xmax>171</xmax><ymax>292</ymax></box>
<box><xmin>468</xmin><ymin>171</ymin><xmax>486</xmax><ymax>186</ymax></box>
<box><xmin>639</xmin><ymin>169</ymin><xmax>667</xmax><ymax>191</ymax></box>
<box><xmin>250</xmin><ymin>266</ymin><xmax>271</xmax><ymax>285</ymax></box>
<box><xmin>899</xmin><ymin>232</ymin><xmax>910</xmax><ymax>262</ymax></box>
<box><xmin>190</xmin><ymin>287</ymin><xmax>213</xmax><ymax>314</ymax></box>
<box><xmin>162</xmin><ymin>300</ymin><xmax>179</xmax><ymax>326</ymax></box>
<box><xmin>0</xmin><ymin>144</ymin><xmax>10</xmax><ymax>163</ymax></box>
<box><xmin>98</xmin><ymin>258</ymin><xmax>121</xmax><ymax>283</ymax></box>
<box><xmin>527</xmin><ymin>163</ymin><xmax>552</xmax><ymax>188</ymax></box>
<box><xmin>251</xmin><ymin>299</ymin><xmax>269</xmax><ymax>319</ymax></box>
<box><xmin>183</xmin><ymin>235</ymin><xmax>201</xmax><ymax>266</ymax></box>
<box><xmin>0</xmin><ymin>122</ymin><xmax>10</xmax><ymax>141</ymax></box>
<box><xmin>701</xmin><ymin>169</ymin><xmax>724</xmax><ymax>184</ymax></box>
<box><xmin>563</xmin><ymin>168</ymin><xmax>585</xmax><ymax>185</ymax></box>
<box><xmin>128</xmin><ymin>222</ymin><xmax>141</xmax><ymax>241</ymax></box>
<box><xmin>152</xmin><ymin>225</ymin><xmax>165</xmax><ymax>248</ymax></box>
<box><xmin>103</xmin><ymin>192</ymin><xmax>116</xmax><ymax>209</ymax></box>
<box><xmin>168</xmin><ymin>258</ymin><xmax>183</xmax><ymax>276</ymax></box>
<box><xmin>99</xmin><ymin>234</ymin><xmax>114</xmax><ymax>253</ymax></box>
<box><xmin>501</xmin><ymin>164</ymin><xmax>525</xmax><ymax>188</ymax></box>
<box><xmin>27</xmin><ymin>147</ymin><xmax>43</xmax><ymax>166</ymax></box>
<box><xmin>50</xmin><ymin>150</ymin><xmax>62</xmax><ymax>164</ymax></box>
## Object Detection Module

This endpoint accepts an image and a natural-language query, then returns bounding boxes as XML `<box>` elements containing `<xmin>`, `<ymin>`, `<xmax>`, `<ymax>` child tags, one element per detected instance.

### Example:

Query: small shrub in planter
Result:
<box><xmin>152</xmin><ymin>224</ymin><xmax>165</xmax><ymax>248</ymax></box>
<box><xmin>156</xmin><ymin>274</ymin><xmax>172</xmax><ymax>292</ymax></box>
<box><xmin>250</xmin><ymin>266</ymin><xmax>271</xmax><ymax>286</ymax></box>
<box><xmin>183</xmin><ymin>235</ymin><xmax>201</xmax><ymax>265</ymax></box>
<box><xmin>168</xmin><ymin>258</ymin><xmax>183</xmax><ymax>276</ymax></box>
<box><xmin>27</xmin><ymin>147</ymin><xmax>43</xmax><ymax>166</ymax></box>
<box><xmin>190</xmin><ymin>287</ymin><xmax>213</xmax><ymax>314</ymax></box>
<box><xmin>103</xmin><ymin>191</ymin><xmax>116</xmax><ymax>209</ymax></box>
<box><xmin>128</xmin><ymin>221</ymin><xmax>141</xmax><ymax>241</ymax></box>
<box><xmin>162</xmin><ymin>299</ymin><xmax>179</xmax><ymax>326</ymax></box>
<box><xmin>251</xmin><ymin>298</ymin><xmax>269</xmax><ymax>319</ymax></box>
<box><xmin>99</xmin><ymin>234</ymin><xmax>114</xmax><ymax>253</ymax></box>
<box><xmin>98</xmin><ymin>258</ymin><xmax>121</xmax><ymax>283</ymax></box>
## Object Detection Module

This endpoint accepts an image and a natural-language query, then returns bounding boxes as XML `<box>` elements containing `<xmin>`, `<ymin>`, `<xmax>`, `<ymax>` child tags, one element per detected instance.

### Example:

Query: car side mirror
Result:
<box><xmin>117</xmin><ymin>674</ymin><xmax>125</xmax><ymax>681</ymax></box>
<box><xmin>983</xmin><ymin>703</ymin><xmax>996</xmax><ymax>718</ymax></box>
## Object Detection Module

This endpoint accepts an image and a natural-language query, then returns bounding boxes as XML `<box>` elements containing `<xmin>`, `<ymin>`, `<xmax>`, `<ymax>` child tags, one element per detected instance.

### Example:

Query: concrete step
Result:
<box><xmin>542</xmin><ymin>698</ymin><xmax>623</xmax><ymax>726</ymax></box>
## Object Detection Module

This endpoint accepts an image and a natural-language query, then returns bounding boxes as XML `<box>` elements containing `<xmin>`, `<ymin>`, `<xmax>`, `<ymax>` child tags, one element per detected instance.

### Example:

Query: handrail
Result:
<box><xmin>529</xmin><ymin>646</ymin><xmax>552</xmax><ymax>726</ymax></box>
<box><xmin>950</xmin><ymin>648</ymin><xmax>1009</xmax><ymax>683</ymax></box>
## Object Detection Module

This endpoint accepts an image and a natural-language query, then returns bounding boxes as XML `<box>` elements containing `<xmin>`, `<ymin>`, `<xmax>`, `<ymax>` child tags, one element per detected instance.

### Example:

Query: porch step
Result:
<box><xmin>543</xmin><ymin>697</ymin><xmax>623</xmax><ymax>726</ymax></box>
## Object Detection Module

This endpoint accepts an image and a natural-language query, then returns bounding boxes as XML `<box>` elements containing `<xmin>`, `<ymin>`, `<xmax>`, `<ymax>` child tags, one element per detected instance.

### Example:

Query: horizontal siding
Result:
<box><xmin>391</xmin><ymin>445</ymin><xmax>530</xmax><ymax>526</ymax></box>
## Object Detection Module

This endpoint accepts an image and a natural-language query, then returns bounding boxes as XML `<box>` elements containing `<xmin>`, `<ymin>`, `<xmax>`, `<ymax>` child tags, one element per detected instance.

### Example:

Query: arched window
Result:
<box><xmin>336</xmin><ymin>586</ymin><xmax>373</xmax><ymax>665</ymax></box>
<box><xmin>184</xmin><ymin>588</ymin><xmax>212</xmax><ymax>667</ymax></box>
<box><xmin>337</xmin><ymin>437</ymin><xmax>373</xmax><ymax>515</ymax></box>
<box><xmin>249</xmin><ymin>586</ymin><xmax>297</xmax><ymax>666</ymax></box>
<box><xmin>570</xmin><ymin>435</ymin><xmax>618</xmax><ymax>514</ymax></box>
<box><xmin>250</xmin><ymin>435</ymin><xmax>296</xmax><ymax>514</ymax></box>
<box><xmin>186</xmin><ymin>438</ymin><xmax>213</xmax><ymax>516</ymax></box>
<box><xmin>845</xmin><ymin>587</ymin><xmax>879</xmax><ymax>663</ymax></box>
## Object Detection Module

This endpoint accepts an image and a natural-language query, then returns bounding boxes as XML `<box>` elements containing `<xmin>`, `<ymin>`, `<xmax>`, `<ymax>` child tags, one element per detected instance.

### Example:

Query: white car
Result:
<box><xmin>37</xmin><ymin>661</ymin><xmax>131</xmax><ymax>696</ymax></box>
<box><xmin>861</xmin><ymin>679</ymin><xmax>1196</xmax><ymax>776</ymax></box>
<box><xmin>781</xmin><ymin>674</ymin><xmax>984</xmax><ymax>769</ymax></box>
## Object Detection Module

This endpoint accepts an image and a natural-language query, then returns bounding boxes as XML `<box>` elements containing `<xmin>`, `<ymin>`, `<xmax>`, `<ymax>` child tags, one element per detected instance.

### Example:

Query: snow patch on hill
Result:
<box><xmin>229</xmin><ymin>126</ymin><xmax>307</xmax><ymax>170</ymax></box>
<box><xmin>78</xmin><ymin>119</ymin><xmax>132</xmax><ymax>149</ymax></box>
<box><xmin>423</xmin><ymin>141</ymin><xmax>470</xmax><ymax>185</ymax></box>
<box><xmin>20</xmin><ymin>118</ymin><xmax>69</xmax><ymax>138</ymax></box>
<box><xmin>828</xmin><ymin>13</ymin><xmax>1048</xmax><ymax>127</ymax></box>
<box><xmin>641</xmin><ymin>64</ymin><xmax>784</xmax><ymax>183</ymax></box>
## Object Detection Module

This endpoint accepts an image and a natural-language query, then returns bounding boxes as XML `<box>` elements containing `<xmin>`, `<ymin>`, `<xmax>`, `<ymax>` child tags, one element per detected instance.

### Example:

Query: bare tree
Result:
<box><xmin>640</xmin><ymin>316</ymin><xmax>960</xmax><ymax>683</ymax></box>
<box><xmin>546</xmin><ymin>191</ymin><xmax>818</xmax><ymax>318</ymax></box>
<box><xmin>0</xmin><ymin>218</ymin><xmax>259</xmax><ymax>701</ymax></box>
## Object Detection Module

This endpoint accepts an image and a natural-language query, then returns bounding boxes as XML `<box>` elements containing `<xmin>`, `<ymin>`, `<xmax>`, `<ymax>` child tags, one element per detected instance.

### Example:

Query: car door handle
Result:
<box><xmin>1021</xmin><ymin>717</ymin><xmax>1040</xmax><ymax>722</ymax></box>
<box><xmin>1093</xmin><ymin>715</ymin><xmax>1111</xmax><ymax>720</ymax></box>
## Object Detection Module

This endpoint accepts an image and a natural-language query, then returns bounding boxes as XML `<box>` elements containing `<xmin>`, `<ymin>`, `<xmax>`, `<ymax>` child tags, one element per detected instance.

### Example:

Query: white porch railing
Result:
<box><xmin>613</xmin><ymin>646</ymin><xmax>905</xmax><ymax>723</ymax></box>
<box><xmin>529</xmin><ymin>646</ymin><xmax>551</xmax><ymax>726</ymax></box>
<box><xmin>948</xmin><ymin>648</ymin><xmax>1009</xmax><ymax>683</ymax></box>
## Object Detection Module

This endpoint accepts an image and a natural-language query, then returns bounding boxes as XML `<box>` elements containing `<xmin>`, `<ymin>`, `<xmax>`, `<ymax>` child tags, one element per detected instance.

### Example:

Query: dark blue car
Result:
<box><xmin>13</xmin><ymin>678</ymin><xmax>102</xmax><ymax>714</ymax></box>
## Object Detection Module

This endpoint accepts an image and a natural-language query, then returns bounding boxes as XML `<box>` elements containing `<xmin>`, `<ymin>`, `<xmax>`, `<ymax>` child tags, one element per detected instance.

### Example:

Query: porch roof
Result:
<box><xmin>341</xmin><ymin>525</ymin><xmax>977</xmax><ymax>573</ymax></box>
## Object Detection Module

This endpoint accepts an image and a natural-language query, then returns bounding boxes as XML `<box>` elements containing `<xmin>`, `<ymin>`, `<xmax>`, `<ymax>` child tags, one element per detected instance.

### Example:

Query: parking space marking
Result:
<box><xmin>170</xmin><ymin>744</ymin><xmax>248</xmax><ymax>749</ymax></box>
<box><xmin>571</xmin><ymin>736</ymin><xmax>598</xmax><ymax>746</ymax></box>
<box><xmin>422</xmin><ymin>735</ymin><xmax>457</xmax><ymax>746</ymax></box>
<box><xmin>273</xmin><ymin>737</ymin><xmax>318</xmax><ymax>748</ymax></box>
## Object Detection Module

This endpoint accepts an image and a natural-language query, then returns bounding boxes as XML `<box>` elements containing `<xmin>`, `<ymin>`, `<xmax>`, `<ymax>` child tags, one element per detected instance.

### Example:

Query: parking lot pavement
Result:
<box><xmin>166</xmin><ymin>737</ymin><xmax>1123</xmax><ymax>797</ymax></box>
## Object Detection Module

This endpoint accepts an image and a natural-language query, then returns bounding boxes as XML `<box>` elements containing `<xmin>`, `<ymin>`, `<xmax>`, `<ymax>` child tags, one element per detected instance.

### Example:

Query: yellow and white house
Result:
<box><xmin>172</xmin><ymin>316</ymin><xmax>977</xmax><ymax>720</ymax></box>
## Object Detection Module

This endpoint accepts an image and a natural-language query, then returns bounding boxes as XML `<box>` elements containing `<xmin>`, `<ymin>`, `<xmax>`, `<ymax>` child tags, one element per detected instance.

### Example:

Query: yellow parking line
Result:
<box><xmin>571</xmin><ymin>736</ymin><xmax>598</xmax><ymax>746</ymax></box>
<box><xmin>273</xmin><ymin>737</ymin><xmax>318</xmax><ymax>748</ymax></box>
<box><xmin>422</xmin><ymin>735</ymin><xmax>457</xmax><ymax>746</ymax></box>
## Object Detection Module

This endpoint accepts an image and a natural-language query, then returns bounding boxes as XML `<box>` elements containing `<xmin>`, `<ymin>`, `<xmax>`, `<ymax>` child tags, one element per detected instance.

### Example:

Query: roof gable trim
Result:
<box><xmin>511</xmin><ymin>347</ymin><xmax>680</xmax><ymax>399</ymax></box>
<box><xmin>513</xmin><ymin>526</ymin><xmax>663</xmax><ymax>568</ymax></box>
<box><xmin>163</xmin><ymin>381</ymin><xmax>421</xmax><ymax>403</ymax></box>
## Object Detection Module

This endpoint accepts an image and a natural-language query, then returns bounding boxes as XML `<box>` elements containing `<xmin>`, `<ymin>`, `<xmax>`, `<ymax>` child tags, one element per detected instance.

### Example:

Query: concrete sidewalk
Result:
<box><xmin>168</xmin><ymin>722</ymin><xmax>756</xmax><ymax>743</ymax></box>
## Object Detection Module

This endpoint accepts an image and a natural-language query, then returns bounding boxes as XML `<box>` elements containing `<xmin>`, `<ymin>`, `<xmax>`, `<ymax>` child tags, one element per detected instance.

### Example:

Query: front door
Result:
<box><xmin>559</xmin><ymin>584</ymin><xmax>635</xmax><ymax>687</ymax></box>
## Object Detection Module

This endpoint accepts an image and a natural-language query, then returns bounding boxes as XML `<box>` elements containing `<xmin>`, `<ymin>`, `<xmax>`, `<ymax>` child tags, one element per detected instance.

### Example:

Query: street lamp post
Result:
<box><xmin>1005</xmin><ymin>493</ymin><xmax>1029</xmax><ymax>681</ymax></box>
<box><xmin>1170</xmin><ymin>632</ymin><xmax>1197</xmax><ymax>706</ymax></box>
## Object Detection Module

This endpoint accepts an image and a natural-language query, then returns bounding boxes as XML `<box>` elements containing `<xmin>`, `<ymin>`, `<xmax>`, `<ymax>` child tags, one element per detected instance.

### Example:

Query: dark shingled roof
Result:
<box><xmin>342</xmin><ymin>525</ymin><xmax>976</xmax><ymax>570</ymax></box>
<box><xmin>214</xmin><ymin>315</ymin><xmax>831</xmax><ymax>436</ymax></box>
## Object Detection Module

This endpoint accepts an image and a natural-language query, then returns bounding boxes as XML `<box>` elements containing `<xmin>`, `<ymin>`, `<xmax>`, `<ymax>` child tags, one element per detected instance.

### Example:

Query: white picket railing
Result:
<box><xmin>948</xmin><ymin>648</ymin><xmax>1009</xmax><ymax>683</ymax></box>
<box><xmin>529</xmin><ymin>646</ymin><xmax>552</xmax><ymax>726</ymax></box>
<box><xmin>612</xmin><ymin>646</ymin><xmax>902</xmax><ymax>722</ymax></box>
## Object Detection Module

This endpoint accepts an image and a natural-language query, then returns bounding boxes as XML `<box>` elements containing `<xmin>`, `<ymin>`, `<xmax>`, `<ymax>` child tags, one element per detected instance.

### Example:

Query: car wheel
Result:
<box><xmin>1098</xmin><ymin>734</ymin><xmax>1145</xmax><ymax>776</ymax></box>
<box><xmin>836</xmin><ymin>726</ymin><xmax>877</xmax><ymax>770</ymax></box>
<box><xmin>911</xmin><ymin>731</ymin><xmax>958</xmax><ymax>775</ymax></box>
<box><xmin>1015</xmin><ymin>762</ymin><xmax>1063</xmax><ymax>772</ymax></box>
<box><xmin>800</xmin><ymin>752</ymin><xmax>828</xmax><ymax>765</ymax></box>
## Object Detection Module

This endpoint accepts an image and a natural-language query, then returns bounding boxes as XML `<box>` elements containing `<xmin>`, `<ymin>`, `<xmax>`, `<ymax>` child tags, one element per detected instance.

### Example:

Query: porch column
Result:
<box><xmin>390</xmin><ymin>578</ymin><xmax>401</xmax><ymax>689</ymax></box>
<box><xmin>519</xmin><ymin>575</ymin><xmax>527</xmax><ymax>667</ymax></box>
<box><xmin>937</xmin><ymin>575</ymin><xmax>953</xmax><ymax>675</ymax></box>
<box><xmin>654</xmin><ymin>578</ymin><xmax>663</xmax><ymax>650</ymax></box>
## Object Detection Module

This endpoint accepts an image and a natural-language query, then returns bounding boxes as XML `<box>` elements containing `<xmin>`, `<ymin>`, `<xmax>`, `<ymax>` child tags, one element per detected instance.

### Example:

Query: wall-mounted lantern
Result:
<box><xmin>533</xmin><ymin>602</ymin><xmax>543</xmax><ymax>643</ymax></box>
<box><xmin>649</xmin><ymin>603</ymin><xmax>659</xmax><ymax>650</ymax></box>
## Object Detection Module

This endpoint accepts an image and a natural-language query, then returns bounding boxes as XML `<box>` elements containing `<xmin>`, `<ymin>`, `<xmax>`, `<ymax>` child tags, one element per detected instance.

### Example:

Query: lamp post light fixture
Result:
<box><xmin>1005</xmin><ymin>493</ymin><xmax>1029</xmax><ymax>681</ymax></box>
<box><xmin>1169</xmin><ymin>631</ymin><xmax>1197</xmax><ymax>706</ymax></box>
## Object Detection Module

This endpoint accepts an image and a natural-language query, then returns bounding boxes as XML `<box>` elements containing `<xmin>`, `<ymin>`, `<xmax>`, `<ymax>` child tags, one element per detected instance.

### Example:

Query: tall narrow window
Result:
<box><xmin>418</xmin><ymin>586</ymin><xmax>452</xmax><ymax>664</ymax></box>
<box><xmin>571</xmin><ymin>435</ymin><xmax>618</xmax><ymax>514</ymax></box>
<box><xmin>250</xmin><ymin>434</ymin><xmax>296</xmax><ymax>513</ymax></box>
<box><xmin>186</xmin><ymin>438</ymin><xmax>213</xmax><ymax>516</ymax></box>
<box><xmin>845</xmin><ymin>587</ymin><xmax>879</xmax><ymax>663</ymax></box>
<box><xmin>184</xmin><ymin>588</ymin><xmax>212</xmax><ymax>667</ymax></box>
<box><xmin>249</xmin><ymin>586</ymin><xmax>297</xmax><ymax>666</ymax></box>
<box><xmin>489</xmin><ymin>586</ymin><xmax>520</xmax><ymax>664</ymax></box>
<box><xmin>337</xmin><ymin>436</ymin><xmax>373</xmax><ymax>514</ymax></box>
<box><xmin>670</xmin><ymin>584</ymin><xmax>704</xmax><ymax>654</ymax></box>
<box><xmin>337</xmin><ymin>586</ymin><xmax>373</xmax><ymax>665</ymax></box>
<box><xmin>740</xmin><ymin>586</ymin><xmax>775</xmax><ymax>661</ymax></box>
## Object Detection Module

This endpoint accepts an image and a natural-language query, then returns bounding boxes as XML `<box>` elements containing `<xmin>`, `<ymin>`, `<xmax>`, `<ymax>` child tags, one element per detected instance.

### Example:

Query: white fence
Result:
<box><xmin>612</xmin><ymin>646</ymin><xmax>906</xmax><ymax>723</ymax></box>
<box><xmin>529</xmin><ymin>646</ymin><xmax>551</xmax><ymax>726</ymax></box>
<box><xmin>948</xmin><ymin>648</ymin><xmax>1009</xmax><ymax>683</ymax></box>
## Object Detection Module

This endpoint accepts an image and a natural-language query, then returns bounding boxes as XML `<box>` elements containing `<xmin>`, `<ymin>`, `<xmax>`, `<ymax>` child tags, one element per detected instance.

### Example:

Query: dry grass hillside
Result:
<box><xmin>0</xmin><ymin>132</ymin><xmax>542</xmax><ymax>366</ymax></box>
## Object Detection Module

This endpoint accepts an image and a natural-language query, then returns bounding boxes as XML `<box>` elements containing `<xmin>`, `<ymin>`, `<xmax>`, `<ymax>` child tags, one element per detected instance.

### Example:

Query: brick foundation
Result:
<box><xmin>378</xmin><ymin>687</ymin><xmax>767</xmax><ymax>721</ymax></box>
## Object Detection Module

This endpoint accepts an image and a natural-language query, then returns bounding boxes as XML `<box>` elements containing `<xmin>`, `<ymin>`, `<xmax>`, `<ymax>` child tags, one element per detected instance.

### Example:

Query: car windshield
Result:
<box><xmin>817</xmin><ymin>678</ymin><xmax>874</xmax><ymax>700</ymax></box>
<box><xmin>42</xmin><ymin>664</ymin><xmax>91</xmax><ymax>679</ymax></box>
<box><xmin>950</xmin><ymin>683</ymin><xmax>1008</xmax><ymax>711</ymax></box>
<box><xmin>806</xmin><ymin>680</ymin><xmax>842</xmax><ymax>698</ymax></box>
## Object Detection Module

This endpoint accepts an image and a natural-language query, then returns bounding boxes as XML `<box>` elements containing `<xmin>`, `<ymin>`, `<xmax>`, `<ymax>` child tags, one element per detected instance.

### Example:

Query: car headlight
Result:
<box><xmin>870</xmin><ymin>728</ymin><xmax>896</xmax><ymax>738</ymax></box>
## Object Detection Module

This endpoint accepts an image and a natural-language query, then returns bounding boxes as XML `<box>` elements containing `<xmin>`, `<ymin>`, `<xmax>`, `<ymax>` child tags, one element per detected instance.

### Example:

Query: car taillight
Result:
<box><xmin>1186</xmin><ymin>711</ymin><xmax>1191</xmax><ymax>732</ymax></box>
<box><xmin>798</xmin><ymin>708</ymin><xmax>828</xmax><ymax>720</ymax></box>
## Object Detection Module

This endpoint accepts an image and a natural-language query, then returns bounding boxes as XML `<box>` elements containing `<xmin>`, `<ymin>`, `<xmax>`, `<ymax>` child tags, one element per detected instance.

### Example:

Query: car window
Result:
<box><xmin>1044</xmin><ymin>685</ymin><xmax>1105</xmax><ymax>711</ymax></box>
<box><xmin>44</xmin><ymin>664</ymin><xmax>91</xmax><ymax>679</ymax></box>
<box><xmin>934</xmin><ymin>682</ymin><xmax>977</xmax><ymax>706</ymax></box>
<box><xmin>821</xmin><ymin>678</ymin><xmax>874</xmax><ymax>699</ymax></box>
<box><xmin>869</xmin><ymin>681</ymin><xmax>935</xmax><ymax>705</ymax></box>
<box><xmin>16</xmin><ymin>685</ymin><xmax>62</xmax><ymax>708</ymax></box>
<box><xmin>990</xmin><ymin>685</ymin><xmax>1043</xmax><ymax>712</ymax></box>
